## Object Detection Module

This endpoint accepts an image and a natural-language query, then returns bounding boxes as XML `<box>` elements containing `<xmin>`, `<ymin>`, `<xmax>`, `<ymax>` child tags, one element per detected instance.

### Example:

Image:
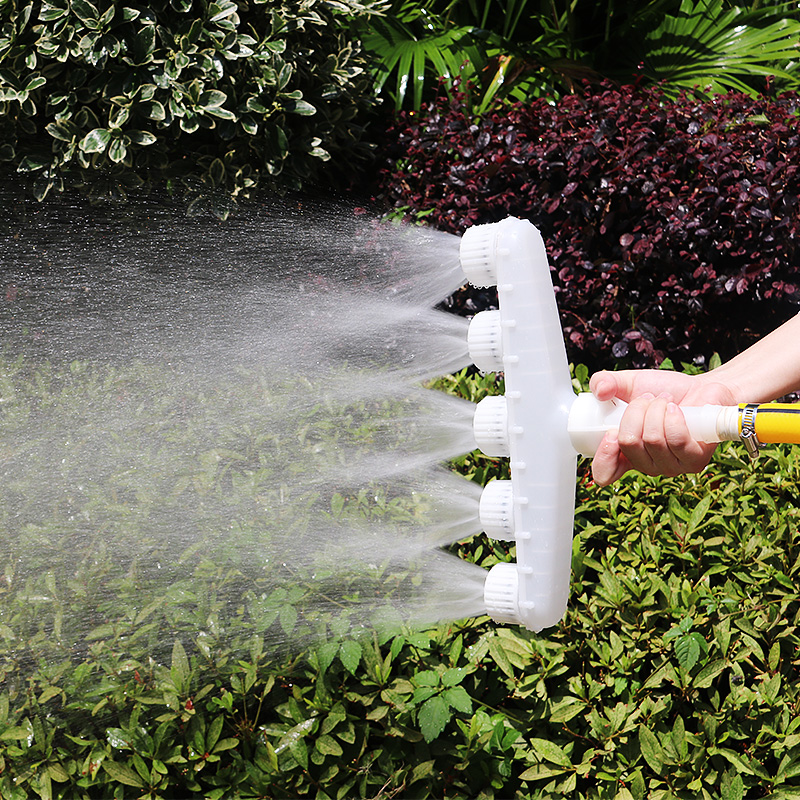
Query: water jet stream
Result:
<box><xmin>0</xmin><ymin>197</ymin><xmax>487</xmax><ymax>670</ymax></box>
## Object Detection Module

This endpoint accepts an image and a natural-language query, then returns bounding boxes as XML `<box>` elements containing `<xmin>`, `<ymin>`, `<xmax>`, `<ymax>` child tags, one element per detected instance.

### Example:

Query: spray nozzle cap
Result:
<box><xmin>484</xmin><ymin>562</ymin><xmax>521</xmax><ymax>625</ymax></box>
<box><xmin>473</xmin><ymin>395</ymin><xmax>510</xmax><ymax>456</ymax></box>
<box><xmin>479</xmin><ymin>479</ymin><xmax>515</xmax><ymax>540</ymax></box>
<box><xmin>468</xmin><ymin>310</ymin><xmax>503</xmax><ymax>373</ymax></box>
<box><xmin>459</xmin><ymin>225</ymin><xmax>498</xmax><ymax>288</ymax></box>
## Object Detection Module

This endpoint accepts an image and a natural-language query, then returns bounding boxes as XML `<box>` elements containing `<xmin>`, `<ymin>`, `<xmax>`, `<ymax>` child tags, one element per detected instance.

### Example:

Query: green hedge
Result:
<box><xmin>0</xmin><ymin>0</ymin><xmax>382</xmax><ymax>212</ymax></box>
<box><xmin>3</xmin><ymin>360</ymin><xmax>800</xmax><ymax>799</ymax></box>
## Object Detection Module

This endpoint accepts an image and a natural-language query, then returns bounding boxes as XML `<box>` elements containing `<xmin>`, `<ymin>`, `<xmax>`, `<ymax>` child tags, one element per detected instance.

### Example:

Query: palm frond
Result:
<box><xmin>361</xmin><ymin>18</ymin><xmax>476</xmax><ymax>109</ymax></box>
<box><xmin>640</xmin><ymin>0</ymin><xmax>800</xmax><ymax>94</ymax></box>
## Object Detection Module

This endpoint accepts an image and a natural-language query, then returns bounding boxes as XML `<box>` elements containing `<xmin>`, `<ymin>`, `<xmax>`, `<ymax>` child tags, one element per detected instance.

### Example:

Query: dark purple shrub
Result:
<box><xmin>375</xmin><ymin>84</ymin><xmax>800</xmax><ymax>369</ymax></box>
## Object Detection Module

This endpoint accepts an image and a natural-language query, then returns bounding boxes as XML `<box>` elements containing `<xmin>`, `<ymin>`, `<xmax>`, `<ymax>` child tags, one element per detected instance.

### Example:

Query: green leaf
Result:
<box><xmin>205</xmin><ymin>105</ymin><xmax>236</xmax><ymax>120</ymax></box>
<box><xmin>687</xmin><ymin>494</ymin><xmax>712</xmax><ymax>533</ymax></box>
<box><xmin>338</xmin><ymin>640</ymin><xmax>361</xmax><ymax>675</ymax></box>
<box><xmin>529</xmin><ymin>737</ymin><xmax>572</xmax><ymax>768</ymax></box>
<box><xmin>315</xmin><ymin>734</ymin><xmax>343</xmax><ymax>756</ymax></box>
<box><xmin>638</xmin><ymin>725</ymin><xmax>665</xmax><ymax>773</ymax></box>
<box><xmin>108</xmin><ymin>138</ymin><xmax>127</xmax><ymax>163</ymax></box>
<box><xmin>285</xmin><ymin>99</ymin><xmax>316</xmax><ymax>116</ymax></box>
<box><xmin>38</xmin><ymin>686</ymin><xmax>63</xmax><ymax>704</ymax></box>
<box><xmin>212</xmin><ymin>738</ymin><xmax>239</xmax><ymax>753</ymax></box>
<box><xmin>442</xmin><ymin>686</ymin><xmax>472</xmax><ymax>714</ymax></box>
<box><xmin>675</xmin><ymin>632</ymin><xmax>706</xmax><ymax>671</ymax></box>
<box><xmin>639</xmin><ymin>0</ymin><xmax>800</xmax><ymax>96</ymax></box>
<box><xmin>413</xmin><ymin>670</ymin><xmax>440</xmax><ymax>687</ymax></box>
<box><xmin>17</xmin><ymin>154</ymin><xmax>49</xmax><ymax>172</ymax></box>
<box><xmin>25</xmin><ymin>76</ymin><xmax>46</xmax><ymax>92</ymax></box>
<box><xmin>79</xmin><ymin>128</ymin><xmax>111</xmax><ymax>153</ymax></box>
<box><xmin>317</xmin><ymin>641</ymin><xmax>339</xmax><ymax>675</ymax></box>
<box><xmin>549</xmin><ymin>697</ymin><xmax>583</xmax><ymax>724</ymax></box>
<box><xmin>360</xmin><ymin>18</ymin><xmax>474</xmax><ymax>110</ymax></box>
<box><xmin>442</xmin><ymin>667</ymin><xmax>466</xmax><ymax>687</ymax></box>
<box><xmin>143</xmin><ymin>100</ymin><xmax>166</xmax><ymax>120</ymax></box>
<box><xmin>71</xmin><ymin>0</ymin><xmax>99</xmax><ymax>23</ymax></box>
<box><xmin>207</xmin><ymin>715</ymin><xmax>223</xmax><ymax>752</ymax></box>
<box><xmin>519</xmin><ymin>764</ymin><xmax>571</xmax><ymax>781</ymax></box>
<box><xmin>106</xmin><ymin>728</ymin><xmax>131</xmax><ymax>749</ymax></box>
<box><xmin>278</xmin><ymin>603</ymin><xmax>297</xmax><ymax>635</ymax></box>
<box><xmin>40</xmin><ymin>1</ymin><xmax>68</xmax><ymax>21</ymax></box>
<box><xmin>720</xmin><ymin>770</ymin><xmax>744</xmax><ymax>800</ymax></box>
<box><xmin>486</xmin><ymin>634</ymin><xmax>515</xmax><ymax>678</ymax></box>
<box><xmin>47</xmin><ymin>763</ymin><xmax>69</xmax><ymax>783</ymax></box>
<box><xmin>418</xmin><ymin>695</ymin><xmax>450</xmax><ymax>742</ymax></box>
<box><xmin>289</xmin><ymin>738</ymin><xmax>308</xmax><ymax>770</ymax></box>
<box><xmin>171</xmin><ymin>639</ymin><xmax>191</xmax><ymax>695</ymax></box>
<box><xmin>709</xmin><ymin>747</ymin><xmax>757</xmax><ymax>776</ymax></box>
<box><xmin>200</xmin><ymin>90</ymin><xmax>227</xmax><ymax>108</ymax></box>
<box><xmin>769</xmin><ymin>640</ymin><xmax>781</xmax><ymax>672</ymax></box>
<box><xmin>208</xmin><ymin>157</ymin><xmax>225</xmax><ymax>187</ymax></box>
<box><xmin>0</xmin><ymin>726</ymin><xmax>33</xmax><ymax>741</ymax></box>
<box><xmin>127</xmin><ymin>130</ymin><xmax>157</xmax><ymax>145</ymax></box>
<box><xmin>102</xmin><ymin>761</ymin><xmax>145</xmax><ymax>788</ymax></box>
<box><xmin>694</xmin><ymin>658</ymin><xmax>726</xmax><ymax>688</ymax></box>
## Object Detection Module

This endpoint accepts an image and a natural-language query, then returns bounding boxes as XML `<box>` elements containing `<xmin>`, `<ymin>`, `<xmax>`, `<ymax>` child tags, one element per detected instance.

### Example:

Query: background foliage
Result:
<box><xmin>377</xmin><ymin>83</ymin><xmax>800</xmax><ymax>370</ymax></box>
<box><xmin>3</xmin><ymin>0</ymin><xmax>800</xmax><ymax>208</ymax></box>
<box><xmin>359</xmin><ymin>0</ymin><xmax>800</xmax><ymax>113</ymax></box>
<box><xmin>0</xmin><ymin>0</ymin><xmax>382</xmax><ymax>211</ymax></box>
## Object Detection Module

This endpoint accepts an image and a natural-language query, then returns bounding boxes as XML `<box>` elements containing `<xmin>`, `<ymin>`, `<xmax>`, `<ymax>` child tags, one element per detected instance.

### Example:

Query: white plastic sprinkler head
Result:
<box><xmin>461</xmin><ymin>218</ymin><xmax>576</xmax><ymax>632</ymax></box>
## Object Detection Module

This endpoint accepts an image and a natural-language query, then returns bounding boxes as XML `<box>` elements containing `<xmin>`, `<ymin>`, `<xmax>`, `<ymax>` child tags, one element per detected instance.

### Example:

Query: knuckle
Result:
<box><xmin>642</xmin><ymin>431</ymin><xmax>665</xmax><ymax>448</ymax></box>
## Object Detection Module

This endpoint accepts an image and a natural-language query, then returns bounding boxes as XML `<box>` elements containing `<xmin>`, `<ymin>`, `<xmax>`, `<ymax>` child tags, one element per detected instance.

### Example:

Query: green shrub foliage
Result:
<box><xmin>0</xmin><ymin>0</ymin><xmax>382</xmax><ymax>209</ymax></box>
<box><xmin>5</xmin><ymin>364</ymin><xmax>800</xmax><ymax>798</ymax></box>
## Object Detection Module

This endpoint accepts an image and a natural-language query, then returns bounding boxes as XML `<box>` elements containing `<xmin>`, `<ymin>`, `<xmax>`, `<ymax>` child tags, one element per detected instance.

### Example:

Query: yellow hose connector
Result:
<box><xmin>740</xmin><ymin>403</ymin><xmax>800</xmax><ymax>445</ymax></box>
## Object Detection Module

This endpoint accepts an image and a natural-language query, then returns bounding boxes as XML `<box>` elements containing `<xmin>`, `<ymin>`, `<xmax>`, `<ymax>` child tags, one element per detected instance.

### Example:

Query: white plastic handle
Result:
<box><xmin>566</xmin><ymin>392</ymin><xmax>739</xmax><ymax>457</ymax></box>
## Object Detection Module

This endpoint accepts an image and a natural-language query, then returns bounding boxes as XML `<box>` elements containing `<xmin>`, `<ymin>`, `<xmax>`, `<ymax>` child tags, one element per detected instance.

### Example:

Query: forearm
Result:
<box><xmin>696</xmin><ymin>313</ymin><xmax>800</xmax><ymax>403</ymax></box>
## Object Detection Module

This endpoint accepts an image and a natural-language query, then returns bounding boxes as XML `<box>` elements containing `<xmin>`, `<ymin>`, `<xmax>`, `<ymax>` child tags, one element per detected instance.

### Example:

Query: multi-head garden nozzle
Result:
<box><xmin>462</xmin><ymin>217</ymin><xmax>800</xmax><ymax>632</ymax></box>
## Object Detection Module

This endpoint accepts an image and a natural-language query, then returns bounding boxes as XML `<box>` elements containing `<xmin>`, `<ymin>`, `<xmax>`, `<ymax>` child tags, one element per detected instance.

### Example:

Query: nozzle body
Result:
<box><xmin>461</xmin><ymin>218</ymin><xmax>576</xmax><ymax>632</ymax></box>
<box><xmin>566</xmin><ymin>393</ymin><xmax>734</xmax><ymax>457</ymax></box>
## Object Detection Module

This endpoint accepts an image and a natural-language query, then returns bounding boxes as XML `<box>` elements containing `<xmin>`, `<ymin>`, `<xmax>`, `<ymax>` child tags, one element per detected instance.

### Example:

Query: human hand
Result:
<box><xmin>589</xmin><ymin>369</ymin><xmax>737</xmax><ymax>486</ymax></box>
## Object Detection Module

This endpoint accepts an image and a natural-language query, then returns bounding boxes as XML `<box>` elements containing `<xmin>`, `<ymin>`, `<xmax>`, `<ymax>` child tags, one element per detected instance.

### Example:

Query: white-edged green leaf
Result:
<box><xmin>79</xmin><ymin>128</ymin><xmax>111</xmax><ymax>153</ymax></box>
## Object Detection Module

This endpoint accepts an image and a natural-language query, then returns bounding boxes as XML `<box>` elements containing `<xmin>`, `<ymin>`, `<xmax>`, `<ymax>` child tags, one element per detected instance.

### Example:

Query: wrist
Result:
<box><xmin>694</xmin><ymin>369</ymin><xmax>745</xmax><ymax>405</ymax></box>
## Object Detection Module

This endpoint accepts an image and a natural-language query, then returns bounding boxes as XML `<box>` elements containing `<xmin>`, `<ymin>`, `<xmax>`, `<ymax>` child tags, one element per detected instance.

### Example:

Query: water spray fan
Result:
<box><xmin>461</xmin><ymin>217</ymin><xmax>800</xmax><ymax>632</ymax></box>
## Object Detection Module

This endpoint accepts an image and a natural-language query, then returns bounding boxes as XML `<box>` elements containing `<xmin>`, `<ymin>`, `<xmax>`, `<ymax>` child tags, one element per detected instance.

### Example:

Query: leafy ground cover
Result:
<box><xmin>2</xmin><ymin>361</ymin><xmax>800</xmax><ymax>798</ymax></box>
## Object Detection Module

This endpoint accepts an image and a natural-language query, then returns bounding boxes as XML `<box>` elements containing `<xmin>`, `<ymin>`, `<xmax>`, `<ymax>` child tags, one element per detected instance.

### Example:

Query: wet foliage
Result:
<box><xmin>3</xmin><ymin>365</ymin><xmax>800</xmax><ymax>798</ymax></box>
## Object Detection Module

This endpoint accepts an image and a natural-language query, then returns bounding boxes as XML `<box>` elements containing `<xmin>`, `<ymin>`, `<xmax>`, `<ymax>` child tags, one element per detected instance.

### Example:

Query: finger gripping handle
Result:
<box><xmin>567</xmin><ymin>393</ymin><xmax>733</xmax><ymax>457</ymax></box>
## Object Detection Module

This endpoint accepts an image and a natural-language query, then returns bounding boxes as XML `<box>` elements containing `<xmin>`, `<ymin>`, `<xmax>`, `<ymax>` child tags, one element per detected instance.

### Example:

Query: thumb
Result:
<box><xmin>589</xmin><ymin>370</ymin><xmax>639</xmax><ymax>403</ymax></box>
<box><xmin>591</xmin><ymin>429</ymin><xmax>630</xmax><ymax>486</ymax></box>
